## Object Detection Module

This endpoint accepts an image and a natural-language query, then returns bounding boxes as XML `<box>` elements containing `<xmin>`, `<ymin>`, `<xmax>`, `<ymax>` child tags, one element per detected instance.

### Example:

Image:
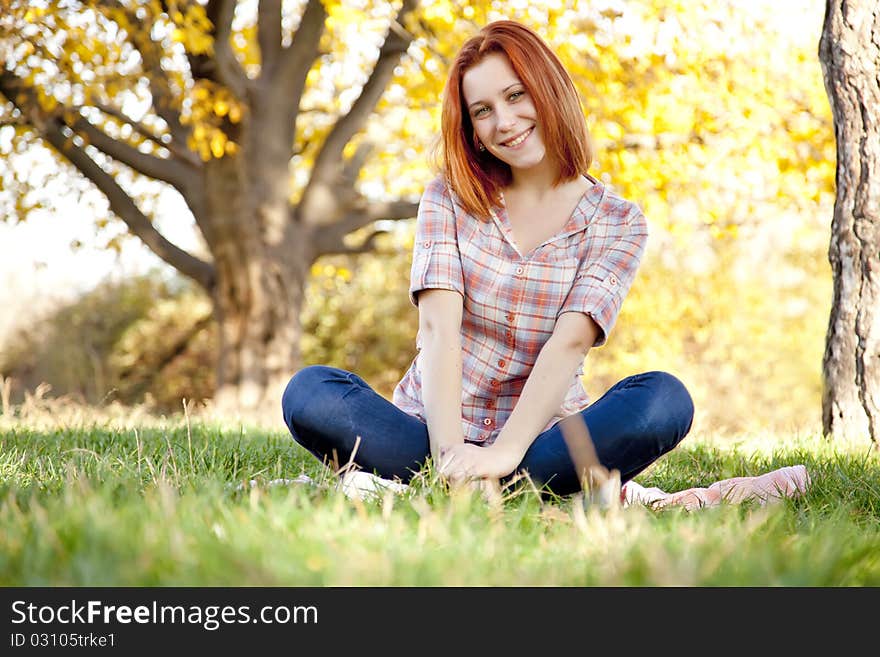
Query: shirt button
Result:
<box><xmin>423</xmin><ymin>240</ymin><xmax>431</xmax><ymax>248</ymax></box>
<box><xmin>610</xmin><ymin>275</ymin><xmax>618</xmax><ymax>285</ymax></box>
<box><xmin>490</xmin><ymin>379</ymin><xmax>499</xmax><ymax>388</ymax></box>
<box><xmin>486</xmin><ymin>399</ymin><xmax>494</xmax><ymax>409</ymax></box>
<box><xmin>483</xmin><ymin>418</ymin><xmax>493</xmax><ymax>426</ymax></box>
<box><xmin>498</xmin><ymin>359</ymin><xmax>506</xmax><ymax>368</ymax></box>
<box><xmin>515</xmin><ymin>266</ymin><xmax>524</xmax><ymax>275</ymax></box>
<box><xmin>506</xmin><ymin>313</ymin><xmax>515</xmax><ymax>322</ymax></box>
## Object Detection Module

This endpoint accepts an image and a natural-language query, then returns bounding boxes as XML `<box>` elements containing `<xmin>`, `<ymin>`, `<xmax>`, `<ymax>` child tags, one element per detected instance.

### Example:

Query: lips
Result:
<box><xmin>500</xmin><ymin>126</ymin><xmax>533</xmax><ymax>148</ymax></box>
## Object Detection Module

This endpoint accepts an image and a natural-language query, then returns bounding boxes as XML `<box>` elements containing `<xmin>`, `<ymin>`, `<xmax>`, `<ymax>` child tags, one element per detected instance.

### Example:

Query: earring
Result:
<box><xmin>478</xmin><ymin>141</ymin><xmax>486</xmax><ymax>152</ymax></box>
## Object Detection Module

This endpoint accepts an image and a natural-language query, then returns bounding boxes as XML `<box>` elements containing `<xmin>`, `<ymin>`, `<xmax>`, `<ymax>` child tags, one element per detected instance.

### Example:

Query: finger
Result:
<box><xmin>450</xmin><ymin>474</ymin><xmax>474</xmax><ymax>490</ymax></box>
<box><xmin>446</xmin><ymin>464</ymin><xmax>473</xmax><ymax>485</ymax></box>
<box><xmin>437</xmin><ymin>452</ymin><xmax>456</xmax><ymax>475</ymax></box>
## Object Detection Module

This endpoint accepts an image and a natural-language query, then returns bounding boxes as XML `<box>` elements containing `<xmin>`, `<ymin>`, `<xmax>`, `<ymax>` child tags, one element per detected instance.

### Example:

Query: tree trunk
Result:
<box><xmin>211</xmin><ymin>245</ymin><xmax>308</xmax><ymax>418</ymax></box>
<box><xmin>199</xmin><ymin>149</ymin><xmax>312</xmax><ymax>419</ymax></box>
<box><xmin>819</xmin><ymin>0</ymin><xmax>880</xmax><ymax>445</ymax></box>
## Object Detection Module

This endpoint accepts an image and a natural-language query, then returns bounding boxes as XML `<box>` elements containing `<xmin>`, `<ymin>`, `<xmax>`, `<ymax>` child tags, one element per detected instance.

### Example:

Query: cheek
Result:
<box><xmin>473</xmin><ymin>122</ymin><xmax>491</xmax><ymax>142</ymax></box>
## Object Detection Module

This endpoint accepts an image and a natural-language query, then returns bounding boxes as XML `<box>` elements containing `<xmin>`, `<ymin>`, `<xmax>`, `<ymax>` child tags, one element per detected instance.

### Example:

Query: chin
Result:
<box><xmin>508</xmin><ymin>150</ymin><xmax>546</xmax><ymax>170</ymax></box>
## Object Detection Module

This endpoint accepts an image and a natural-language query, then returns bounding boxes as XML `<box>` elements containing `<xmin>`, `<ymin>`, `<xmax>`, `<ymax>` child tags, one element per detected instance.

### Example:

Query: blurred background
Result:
<box><xmin>0</xmin><ymin>0</ymin><xmax>833</xmax><ymax>437</ymax></box>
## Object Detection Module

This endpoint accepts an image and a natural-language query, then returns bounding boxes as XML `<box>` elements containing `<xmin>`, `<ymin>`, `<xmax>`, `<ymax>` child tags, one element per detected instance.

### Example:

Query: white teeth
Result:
<box><xmin>503</xmin><ymin>128</ymin><xmax>531</xmax><ymax>147</ymax></box>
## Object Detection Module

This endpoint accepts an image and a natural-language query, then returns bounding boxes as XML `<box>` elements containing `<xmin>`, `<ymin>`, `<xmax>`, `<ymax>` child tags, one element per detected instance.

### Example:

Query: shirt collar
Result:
<box><xmin>489</xmin><ymin>176</ymin><xmax>606</xmax><ymax>250</ymax></box>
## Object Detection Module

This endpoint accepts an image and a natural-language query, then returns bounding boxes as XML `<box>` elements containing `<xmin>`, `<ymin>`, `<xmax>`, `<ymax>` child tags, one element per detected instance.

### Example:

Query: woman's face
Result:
<box><xmin>461</xmin><ymin>52</ymin><xmax>547</xmax><ymax>173</ymax></box>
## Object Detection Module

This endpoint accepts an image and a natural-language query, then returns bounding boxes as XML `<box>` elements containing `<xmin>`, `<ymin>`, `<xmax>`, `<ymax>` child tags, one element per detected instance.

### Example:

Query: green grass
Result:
<box><xmin>1</xmin><ymin>413</ymin><xmax>878</xmax><ymax>586</ymax></box>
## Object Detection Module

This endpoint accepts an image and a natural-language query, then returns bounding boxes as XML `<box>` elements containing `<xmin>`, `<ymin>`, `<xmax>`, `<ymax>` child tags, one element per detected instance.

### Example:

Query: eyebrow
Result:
<box><xmin>467</xmin><ymin>83</ymin><xmax>523</xmax><ymax>109</ymax></box>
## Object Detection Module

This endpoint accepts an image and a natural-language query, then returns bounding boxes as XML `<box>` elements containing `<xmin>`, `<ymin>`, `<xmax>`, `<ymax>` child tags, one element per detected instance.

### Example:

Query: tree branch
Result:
<box><xmin>299</xmin><ymin>0</ymin><xmax>418</xmax><ymax>221</ymax></box>
<box><xmin>314</xmin><ymin>229</ymin><xmax>393</xmax><ymax>257</ymax></box>
<box><xmin>340</xmin><ymin>141</ymin><xmax>374</xmax><ymax>185</ymax></box>
<box><xmin>312</xmin><ymin>199</ymin><xmax>418</xmax><ymax>257</ymax></box>
<box><xmin>257</xmin><ymin>0</ymin><xmax>283</xmax><ymax>77</ymax></box>
<box><xmin>70</xmin><ymin>114</ymin><xmax>193</xmax><ymax>191</ymax></box>
<box><xmin>0</xmin><ymin>68</ymin><xmax>220</xmax><ymax>289</ymax></box>
<box><xmin>85</xmin><ymin>101</ymin><xmax>201</xmax><ymax>167</ymax></box>
<box><xmin>210</xmin><ymin>0</ymin><xmax>250</xmax><ymax>97</ymax></box>
<box><xmin>43</xmin><ymin>117</ymin><xmax>215</xmax><ymax>289</ymax></box>
<box><xmin>2</xmin><ymin>70</ymin><xmax>193</xmax><ymax>192</ymax></box>
<box><xmin>361</xmin><ymin>199</ymin><xmax>419</xmax><ymax>222</ymax></box>
<box><xmin>274</xmin><ymin>0</ymin><xmax>327</xmax><ymax>107</ymax></box>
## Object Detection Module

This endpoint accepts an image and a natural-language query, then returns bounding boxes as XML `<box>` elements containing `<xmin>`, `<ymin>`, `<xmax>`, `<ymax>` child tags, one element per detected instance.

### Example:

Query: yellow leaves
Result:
<box><xmin>422</xmin><ymin>2</ymin><xmax>456</xmax><ymax>26</ymax></box>
<box><xmin>326</xmin><ymin>3</ymin><xmax>363</xmax><ymax>30</ymax></box>
<box><xmin>195</xmin><ymin>131</ymin><xmax>238</xmax><ymax>159</ymax></box>
<box><xmin>205</xmin><ymin>96</ymin><xmax>241</xmax><ymax>123</ymax></box>
<box><xmin>309</xmin><ymin>263</ymin><xmax>353</xmax><ymax>283</ymax></box>
<box><xmin>187</xmin><ymin>82</ymin><xmax>243</xmax><ymax>123</ymax></box>
<box><xmin>183</xmin><ymin>81</ymin><xmax>243</xmax><ymax>161</ymax></box>
<box><xmin>3</xmin><ymin>0</ymin><xmax>834</xmax><ymax>265</ymax></box>
<box><xmin>35</xmin><ymin>88</ymin><xmax>58</xmax><ymax>113</ymax></box>
<box><xmin>105</xmin><ymin>235</ymin><xmax>124</xmax><ymax>254</ymax></box>
<box><xmin>213</xmin><ymin>98</ymin><xmax>229</xmax><ymax>118</ymax></box>
<box><xmin>187</xmin><ymin>128</ymin><xmax>232</xmax><ymax>162</ymax></box>
<box><xmin>615</xmin><ymin>149</ymin><xmax>639</xmax><ymax>170</ymax></box>
<box><xmin>192</xmin><ymin>85</ymin><xmax>210</xmax><ymax>102</ymax></box>
<box><xmin>23</xmin><ymin>6</ymin><xmax>47</xmax><ymax>23</ymax></box>
<box><xmin>597</xmin><ymin>120</ymin><xmax>624</xmax><ymax>142</ymax></box>
<box><xmin>168</xmin><ymin>2</ymin><xmax>214</xmax><ymax>56</ymax></box>
<box><xmin>209</xmin><ymin>133</ymin><xmax>226</xmax><ymax>159</ymax></box>
<box><xmin>232</xmin><ymin>24</ymin><xmax>260</xmax><ymax>71</ymax></box>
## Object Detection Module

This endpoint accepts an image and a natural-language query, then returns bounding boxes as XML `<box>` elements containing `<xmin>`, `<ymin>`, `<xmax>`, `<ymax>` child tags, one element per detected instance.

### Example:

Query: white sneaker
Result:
<box><xmin>621</xmin><ymin>480</ymin><xmax>669</xmax><ymax>507</ymax></box>
<box><xmin>339</xmin><ymin>471</ymin><xmax>409</xmax><ymax>500</ymax></box>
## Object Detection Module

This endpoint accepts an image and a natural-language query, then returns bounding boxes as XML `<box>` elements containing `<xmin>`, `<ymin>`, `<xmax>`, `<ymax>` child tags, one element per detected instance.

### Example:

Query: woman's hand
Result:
<box><xmin>438</xmin><ymin>442</ymin><xmax>523</xmax><ymax>484</ymax></box>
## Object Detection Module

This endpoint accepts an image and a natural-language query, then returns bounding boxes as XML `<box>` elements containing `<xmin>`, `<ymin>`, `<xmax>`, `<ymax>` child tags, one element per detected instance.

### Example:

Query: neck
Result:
<box><xmin>508</xmin><ymin>159</ymin><xmax>560</xmax><ymax>199</ymax></box>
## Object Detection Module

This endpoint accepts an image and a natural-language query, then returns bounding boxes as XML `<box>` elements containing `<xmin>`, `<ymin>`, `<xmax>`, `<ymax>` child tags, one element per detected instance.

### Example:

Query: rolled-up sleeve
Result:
<box><xmin>409</xmin><ymin>177</ymin><xmax>465</xmax><ymax>306</ymax></box>
<box><xmin>558</xmin><ymin>202</ymin><xmax>648</xmax><ymax>346</ymax></box>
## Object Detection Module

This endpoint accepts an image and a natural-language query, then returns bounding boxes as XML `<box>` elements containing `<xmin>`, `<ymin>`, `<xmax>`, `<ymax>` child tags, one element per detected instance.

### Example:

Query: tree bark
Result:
<box><xmin>819</xmin><ymin>0</ymin><xmax>880</xmax><ymax>445</ymax></box>
<box><xmin>198</xmin><ymin>152</ymin><xmax>315</xmax><ymax>416</ymax></box>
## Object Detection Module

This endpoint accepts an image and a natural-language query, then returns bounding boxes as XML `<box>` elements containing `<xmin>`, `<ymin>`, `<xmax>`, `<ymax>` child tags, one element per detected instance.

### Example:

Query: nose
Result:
<box><xmin>495</xmin><ymin>105</ymin><xmax>516</xmax><ymax>132</ymax></box>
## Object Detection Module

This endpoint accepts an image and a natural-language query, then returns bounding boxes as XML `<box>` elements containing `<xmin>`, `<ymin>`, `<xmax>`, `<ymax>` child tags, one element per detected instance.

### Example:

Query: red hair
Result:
<box><xmin>439</xmin><ymin>21</ymin><xmax>593</xmax><ymax>220</ymax></box>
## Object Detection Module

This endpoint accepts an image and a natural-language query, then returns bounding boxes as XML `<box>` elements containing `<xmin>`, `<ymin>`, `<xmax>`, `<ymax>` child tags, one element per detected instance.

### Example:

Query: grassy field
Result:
<box><xmin>1</xmin><ymin>406</ymin><xmax>878</xmax><ymax>586</ymax></box>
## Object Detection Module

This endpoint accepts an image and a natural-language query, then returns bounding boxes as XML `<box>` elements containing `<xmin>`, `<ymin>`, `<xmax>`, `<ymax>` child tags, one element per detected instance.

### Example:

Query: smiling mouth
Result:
<box><xmin>500</xmin><ymin>127</ymin><xmax>533</xmax><ymax>148</ymax></box>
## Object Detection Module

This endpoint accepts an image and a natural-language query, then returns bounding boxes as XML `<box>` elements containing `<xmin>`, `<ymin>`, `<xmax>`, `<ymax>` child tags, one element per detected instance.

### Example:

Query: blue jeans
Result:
<box><xmin>281</xmin><ymin>366</ymin><xmax>694</xmax><ymax>496</ymax></box>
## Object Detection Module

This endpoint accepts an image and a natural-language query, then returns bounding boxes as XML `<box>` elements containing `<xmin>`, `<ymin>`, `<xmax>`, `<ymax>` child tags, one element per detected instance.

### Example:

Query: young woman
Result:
<box><xmin>281</xmin><ymin>20</ymin><xmax>694</xmax><ymax>496</ymax></box>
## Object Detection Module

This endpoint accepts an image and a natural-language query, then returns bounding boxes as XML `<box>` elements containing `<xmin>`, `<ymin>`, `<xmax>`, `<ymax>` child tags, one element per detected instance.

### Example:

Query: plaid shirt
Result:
<box><xmin>392</xmin><ymin>174</ymin><xmax>648</xmax><ymax>445</ymax></box>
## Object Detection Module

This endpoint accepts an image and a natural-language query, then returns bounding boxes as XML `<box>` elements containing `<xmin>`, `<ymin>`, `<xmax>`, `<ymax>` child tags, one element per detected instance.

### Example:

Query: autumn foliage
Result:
<box><xmin>0</xmin><ymin>1</ymin><xmax>833</xmax><ymax>434</ymax></box>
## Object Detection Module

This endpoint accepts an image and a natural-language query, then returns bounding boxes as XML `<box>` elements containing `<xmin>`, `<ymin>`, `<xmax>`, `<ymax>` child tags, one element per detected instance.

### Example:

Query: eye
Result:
<box><xmin>473</xmin><ymin>106</ymin><xmax>489</xmax><ymax>118</ymax></box>
<box><xmin>509</xmin><ymin>90</ymin><xmax>524</xmax><ymax>101</ymax></box>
